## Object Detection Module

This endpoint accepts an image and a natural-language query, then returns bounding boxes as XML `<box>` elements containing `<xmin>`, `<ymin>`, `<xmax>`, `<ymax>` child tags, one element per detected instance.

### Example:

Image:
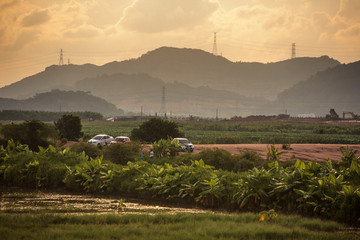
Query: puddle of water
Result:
<box><xmin>0</xmin><ymin>191</ymin><xmax>208</xmax><ymax>215</ymax></box>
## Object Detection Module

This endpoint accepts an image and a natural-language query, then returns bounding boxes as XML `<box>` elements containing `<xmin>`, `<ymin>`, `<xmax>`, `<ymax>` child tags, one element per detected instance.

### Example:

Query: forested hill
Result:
<box><xmin>75</xmin><ymin>72</ymin><xmax>268</xmax><ymax>117</ymax></box>
<box><xmin>0</xmin><ymin>47</ymin><xmax>339</xmax><ymax>101</ymax></box>
<box><xmin>0</xmin><ymin>90</ymin><xmax>123</xmax><ymax>116</ymax></box>
<box><xmin>274</xmin><ymin>61</ymin><xmax>360</xmax><ymax>116</ymax></box>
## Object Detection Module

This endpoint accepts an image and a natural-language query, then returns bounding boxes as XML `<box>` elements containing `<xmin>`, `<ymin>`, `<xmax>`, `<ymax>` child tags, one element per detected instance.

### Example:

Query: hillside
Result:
<box><xmin>274</xmin><ymin>61</ymin><xmax>360</xmax><ymax>116</ymax></box>
<box><xmin>0</xmin><ymin>90</ymin><xmax>123</xmax><ymax>116</ymax></box>
<box><xmin>0</xmin><ymin>47</ymin><xmax>339</xmax><ymax>101</ymax></box>
<box><xmin>102</xmin><ymin>47</ymin><xmax>340</xmax><ymax>100</ymax></box>
<box><xmin>75</xmin><ymin>73</ymin><xmax>268</xmax><ymax>117</ymax></box>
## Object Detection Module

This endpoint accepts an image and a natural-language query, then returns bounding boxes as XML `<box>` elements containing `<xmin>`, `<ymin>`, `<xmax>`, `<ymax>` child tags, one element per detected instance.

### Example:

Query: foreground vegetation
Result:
<box><xmin>0</xmin><ymin>212</ymin><xmax>355</xmax><ymax>240</ymax></box>
<box><xmin>1</xmin><ymin>140</ymin><xmax>359</xmax><ymax>224</ymax></box>
<box><xmin>82</xmin><ymin>120</ymin><xmax>360</xmax><ymax>144</ymax></box>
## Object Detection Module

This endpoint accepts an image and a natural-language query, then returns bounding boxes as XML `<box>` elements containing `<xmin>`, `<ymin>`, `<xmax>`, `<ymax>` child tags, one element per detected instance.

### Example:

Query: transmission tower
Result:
<box><xmin>159</xmin><ymin>86</ymin><xmax>166</xmax><ymax>118</ymax></box>
<box><xmin>291</xmin><ymin>43</ymin><xmax>296</xmax><ymax>59</ymax></box>
<box><xmin>212</xmin><ymin>32</ymin><xmax>217</xmax><ymax>56</ymax></box>
<box><xmin>59</xmin><ymin>49</ymin><xmax>64</xmax><ymax>65</ymax></box>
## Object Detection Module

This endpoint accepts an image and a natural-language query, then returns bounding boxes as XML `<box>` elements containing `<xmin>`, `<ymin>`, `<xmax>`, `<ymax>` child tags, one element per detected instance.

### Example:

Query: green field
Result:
<box><xmin>82</xmin><ymin>120</ymin><xmax>360</xmax><ymax>144</ymax></box>
<box><xmin>0</xmin><ymin>194</ymin><xmax>356</xmax><ymax>240</ymax></box>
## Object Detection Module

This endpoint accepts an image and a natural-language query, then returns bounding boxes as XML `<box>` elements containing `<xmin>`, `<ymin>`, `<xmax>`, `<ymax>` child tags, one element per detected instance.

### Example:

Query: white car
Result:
<box><xmin>88</xmin><ymin>134</ymin><xmax>114</xmax><ymax>146</ymax></box>
<box><xmin>172</xmin><ymin>138</ymin><xmax>194</xmax><ymax>152</ymax></box>
<box><xmin>111</xmin><ymin>136</ymin><xmax>131</xmax><ymax>144</ymax></box>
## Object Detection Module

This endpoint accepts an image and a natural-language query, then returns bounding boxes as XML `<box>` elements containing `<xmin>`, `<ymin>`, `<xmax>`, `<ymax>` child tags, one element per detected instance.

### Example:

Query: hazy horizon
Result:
<box><xmin>0</xmin><ymin>0</ymin><xmax>360</xmax><ymax>88</ymax></box>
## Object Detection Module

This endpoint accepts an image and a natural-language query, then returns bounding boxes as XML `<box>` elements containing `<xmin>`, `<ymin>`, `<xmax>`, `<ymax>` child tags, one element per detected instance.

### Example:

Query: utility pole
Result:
<box><xmin>212</xmin><ymin>32</ymin><xmax>217</xmax><ymax>56</ymax></box>
<box><xmin>59</xmin><ymin>49</ymin><xmax>64</xmax><ymax>65</ymax></box>
<box><xmin>140</xmin><ymin>106</ymin><xmax>143</xmax><ymax>121</ymax></box>
<box><xmin>159</xmin><ymin>86</ymin><xmax>166</xmax><ymax>118</ymax></box>
<box><xmin>291</xmin><ymin>43</ymin><xmax>296</xmax><ymax>59</ymax></box>
<box><xmin>216</xmin><ymin>108</ymin><xmax>218</xmax><ymax>121</ymax></box>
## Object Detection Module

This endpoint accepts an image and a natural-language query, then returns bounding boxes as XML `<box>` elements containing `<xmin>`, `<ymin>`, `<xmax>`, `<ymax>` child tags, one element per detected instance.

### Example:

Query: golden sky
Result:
<box><xmin>1</xmin><ymin>0</ymin><xmax>359</xmax><ymax>88</ymax></box>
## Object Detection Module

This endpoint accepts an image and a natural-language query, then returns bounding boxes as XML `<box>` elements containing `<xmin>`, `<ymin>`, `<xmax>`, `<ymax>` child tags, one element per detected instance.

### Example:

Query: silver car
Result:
<box><xmin>88</xmin><ymin>134</ymin><xmax>114</xmax><ymax>147</ymax></box>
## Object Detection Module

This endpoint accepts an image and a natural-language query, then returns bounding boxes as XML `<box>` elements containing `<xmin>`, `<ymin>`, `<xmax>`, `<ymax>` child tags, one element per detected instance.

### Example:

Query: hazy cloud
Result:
<box><xmin>21</xmin><ymin>9</ymin><xmax>51</xmax><ymax>27</ymax></box>
<box><xmin>337</xmin><ymin>24</ymin><xmax>360</xmax><ymax>38</ymax></box>
<box><xmin>337</xmin><ymin>0</ymin><xmax>360</xmax><ymax>23</ymax></box>
<box><xmin>120</xmin><ymin>0</ymin><xmax>219</xmax><ymax>33</ymax></box>
<box><xmin>64</xmin><ymin>26</ymin><xmax>101</xmax><ymax>38</ymax></box>
<box><xmin>0</xmin><ymin>0</ymin><xmax>20</xmax><ymax>11</ymax></box>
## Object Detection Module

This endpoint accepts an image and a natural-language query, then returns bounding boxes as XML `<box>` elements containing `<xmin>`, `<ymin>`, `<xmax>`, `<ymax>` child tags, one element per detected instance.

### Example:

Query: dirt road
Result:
<box><xmin>193</xmin><ymin>144</ymin><xmax>360</xmax><ymax>162</ymax></box>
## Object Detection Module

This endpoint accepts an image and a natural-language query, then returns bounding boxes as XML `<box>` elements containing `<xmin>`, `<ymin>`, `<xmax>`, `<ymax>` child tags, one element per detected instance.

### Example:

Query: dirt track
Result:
<box><xmin>193</xmin><ymin>144</ymin><xmax>360</xmax><ymax>162</ymax></box>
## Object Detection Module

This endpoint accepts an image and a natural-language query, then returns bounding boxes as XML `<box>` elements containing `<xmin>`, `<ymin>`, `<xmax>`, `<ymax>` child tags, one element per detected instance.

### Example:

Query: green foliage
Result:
<box><xmin>0</xmin><ymin>120</ymin><xmax>57</xmax><ymax>151</ymax></box>
<box><xmin>64</xmin><ymin>156</ymin><xmax>110</xmax><ymax>193</ymax></box>
<box><xmin>1</xmin><ymin>140</ymin><xmax>86</xmax><ymax>188</ymax></box>
<box><xmin>55</xmin><ymin>114</ymin><xmax>83</xmax><ymax>141</ymax></box>
<box><xmin>1</xmin><ymin>141</ymin><xmax>360</xmax><ymax>223</ymax></box>
<box><xmin>70</xmin><ymin>142</ymin><xmax>101</xmax><ymax>159</ymax></box>
<box><xmin>103</xmin><ymin>143</ymin><xmax>139</xmax><ymax>165</ymax></box>
<box><xmin>152</xmin><ymin>138</ymin><xmax>182</xmax><ymax>158</ymax></box>
<box><xmin>130</xmin><ymin>118</ymin><xmax>183</xmax><ymax>143</ymax></box>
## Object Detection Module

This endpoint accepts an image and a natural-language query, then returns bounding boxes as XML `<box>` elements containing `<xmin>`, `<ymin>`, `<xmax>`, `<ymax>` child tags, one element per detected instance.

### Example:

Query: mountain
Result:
<box><xmin>0</xmin><ymin>90</ymin><xmax>123</xmax><ymax>116</ymax></box>
<box><xmin>101</xmin><ymin>47</ymin><xmax>340</xmax><ymax>100</ymax></box>
<box><xmin>75</xmin><ymin>73</ymin><xmax>268</xmax><ymax>117</ymax></box>
<box><xmin>273</xmin><ymin>61</ymin><xmax>360</xmax><ymax>116</ymax></box>
<box><xmin>0</xmin><ymin>47</ymin><xmax>339</xmax><ymax>101</ymax></box>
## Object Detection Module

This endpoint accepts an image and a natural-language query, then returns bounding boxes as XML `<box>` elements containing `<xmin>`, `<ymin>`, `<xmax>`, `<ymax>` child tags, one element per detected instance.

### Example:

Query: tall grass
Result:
<box><xmin>0</xmin><ymin>213</ymin><xmax>353</xmax><ymax>240</ymax></box>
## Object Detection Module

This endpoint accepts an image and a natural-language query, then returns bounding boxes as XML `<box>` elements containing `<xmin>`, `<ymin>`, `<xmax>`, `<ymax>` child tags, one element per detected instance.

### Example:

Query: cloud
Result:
<box><xmin>337</xmin><ymin>24</ymin><xmax>360</xmax><ymax>38</ymax></box>
<box><xmin>21</xmin><ymin>9</ymin><xmax>51</xmax><ymax>27</ymax></box>
<box><xmin>337</xmin><ymin>0</ymin><xmax>360</xmax><ymax>23</ymax></box>
<box><xmin>120</xmin><ymin>0</ymin><xmax>219</xmax><ymax>33</ymax></box>
<box><xmin>64</xmin><ymin>25</ymin><xmax>101</xmax><ymax>38</ymax></box>
<box><xmin>0</xmin><ymin>0</ymin><xmax>20</xmax><ymax>11</ymax></box>
<box><xmin>8</xmin><ymin>30</ymin><xmax>39</xmax><ymax>50</ymax></box>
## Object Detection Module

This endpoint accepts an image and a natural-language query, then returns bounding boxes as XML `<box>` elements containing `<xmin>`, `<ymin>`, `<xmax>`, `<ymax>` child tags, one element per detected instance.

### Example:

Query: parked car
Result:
<box><xmin>88</xmin><ymin>134</ymin><xmax>114</xmax><ymax>146</ymax></box>
<box><xmin>111</xmin><ymin>136</ymin><xmax>131</xmax><ymax>144</ymax></box>
<box><xmin>172</xmin><ymin>138</ymin><xmax>194</xmax><ymax>152</ymax></box>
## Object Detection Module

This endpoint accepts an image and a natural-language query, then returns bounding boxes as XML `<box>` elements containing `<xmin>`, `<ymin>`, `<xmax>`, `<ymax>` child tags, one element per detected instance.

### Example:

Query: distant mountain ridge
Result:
<box><xmin>0</xmin><ymin>46</ymin><xmax>352</xmax><ymax>117</ymax></box>
<box><xmin>75</xmin><ymin>72</ymin><xmax>267</xmax><ymax>117</ymax></box>
<box><xmin>0</xmin><ymin>47</ymin><xmax>339</xmax><ymax>100</ymax></box>
<box><xmin>273</xmin><ymin>61</ymin><xmax>360</xmax><ymax>116</ymax></box>
<box><xmin>0</xmin><ymin>90</ymin><xmax>123</xmax><ymax>116</ymax></box>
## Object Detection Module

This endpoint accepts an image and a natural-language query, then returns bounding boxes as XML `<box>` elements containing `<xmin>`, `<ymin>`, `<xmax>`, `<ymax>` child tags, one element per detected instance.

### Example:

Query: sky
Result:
<box><xmin>0</xmin><ymin>0</ymin><xmax>359</xmax><ymax>88</ymax></box>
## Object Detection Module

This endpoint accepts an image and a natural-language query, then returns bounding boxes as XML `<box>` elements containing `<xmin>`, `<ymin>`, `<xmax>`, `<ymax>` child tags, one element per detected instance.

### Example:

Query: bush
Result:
<box><xmin>70</xmin><ymin>143</ymin><xmax>101</xmax><ymax>159</ymax></box>
<box><xmin>0</xmin><ymin>120</ymin><xmax>57</xmax><ymax>151</ymax></box>
<box><xmin>55</xmin><ymin>114</ymin><xmax>83</xmax><ymax>141</ymax></box>
<box><xmin>130</xmin><ymin>118</ymin><xmax>183</xmax><ymax>143</ymax></box>
<box><xmin>103</xmin><ymin>143</ymin><xmax>139</xmax><ymax>165</ymax></box>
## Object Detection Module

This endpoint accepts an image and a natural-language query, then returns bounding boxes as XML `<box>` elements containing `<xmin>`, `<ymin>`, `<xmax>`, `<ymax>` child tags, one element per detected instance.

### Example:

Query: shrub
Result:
<box><xmin>0</xmin><ymin>120</ymin><xmax>57</xmax><ymax>151</ymax></box>
<box><xmin>70</xmin><ymin>143</ymin><xmax>101</xmax><ymax>159</ymax></box>
<box><xmin>55</xmin><ymin>114</ymin><xmax>83</xmax><ymax>141</ymax></box>
<box><xmin>103</xmin><ymin>143</ymin><xmax>139</xmax><ymax>165</ymax></box>
<box><xmin>130</xmin><ymin>118</ymin><xmax>183</xmax><ymax>143</ymax></box>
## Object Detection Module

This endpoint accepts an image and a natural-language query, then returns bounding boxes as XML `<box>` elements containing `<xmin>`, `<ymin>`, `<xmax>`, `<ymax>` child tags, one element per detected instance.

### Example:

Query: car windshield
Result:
<box><xmin>179</xmin><ymin>139</ymin><xmax>190</xmax><ymax>144</ymax></box>
<box><xmin>93</xmin><ymin>136</ymin><xmax>103</xmax><ymax>140</ymax></box>
<box><xmin>115</xmin><ymin>138</ymin><xmax>128</xmax><ymax>142</ymax></box>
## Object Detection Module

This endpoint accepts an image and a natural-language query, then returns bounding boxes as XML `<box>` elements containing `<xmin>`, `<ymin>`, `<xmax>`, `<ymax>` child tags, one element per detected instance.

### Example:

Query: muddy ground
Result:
<box><xmin>193</xmin><ymin>144</ymin><xmax>360</xmax><ymax>162</ymax></box>
<box><xmin>0</xmin><ymin>191</ymin><xmax>207</xmax><ymax>215</ymax></box>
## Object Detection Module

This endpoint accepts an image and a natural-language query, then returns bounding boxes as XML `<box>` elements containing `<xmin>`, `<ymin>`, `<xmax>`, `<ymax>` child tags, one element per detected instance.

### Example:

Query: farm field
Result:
<box><xmin>82</xmin><ymin>120</ymin><xmax>360</xmax><ymax>144</ymax></box>
<box><xmin>0</xmin><ymin>191</ymin><xmax>357</xmax><ymax>240</ymax></box>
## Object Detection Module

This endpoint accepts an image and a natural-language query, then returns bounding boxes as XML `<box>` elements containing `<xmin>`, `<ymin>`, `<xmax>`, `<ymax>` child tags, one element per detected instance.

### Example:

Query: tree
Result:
<box><xmin>0</xmin><ymin>120</ymin><xmax>57</xmax><ymax>151</ymax></box>
<box><xmin>130</xmin><ymin>118</ymin><xmax>183</xmax><ymax>143</ymax></box>
<box><xmin>55</xmin><ymin>114</ymin><xmax>83</xmax><ymax>141</ymax></box>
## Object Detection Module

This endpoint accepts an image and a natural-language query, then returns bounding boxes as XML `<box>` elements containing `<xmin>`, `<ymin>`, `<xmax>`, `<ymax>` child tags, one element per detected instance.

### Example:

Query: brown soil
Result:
<box><xmin>193</xmin><ymin>144</ymin><xmax>360</xmax><ymax>162</ymax></box>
